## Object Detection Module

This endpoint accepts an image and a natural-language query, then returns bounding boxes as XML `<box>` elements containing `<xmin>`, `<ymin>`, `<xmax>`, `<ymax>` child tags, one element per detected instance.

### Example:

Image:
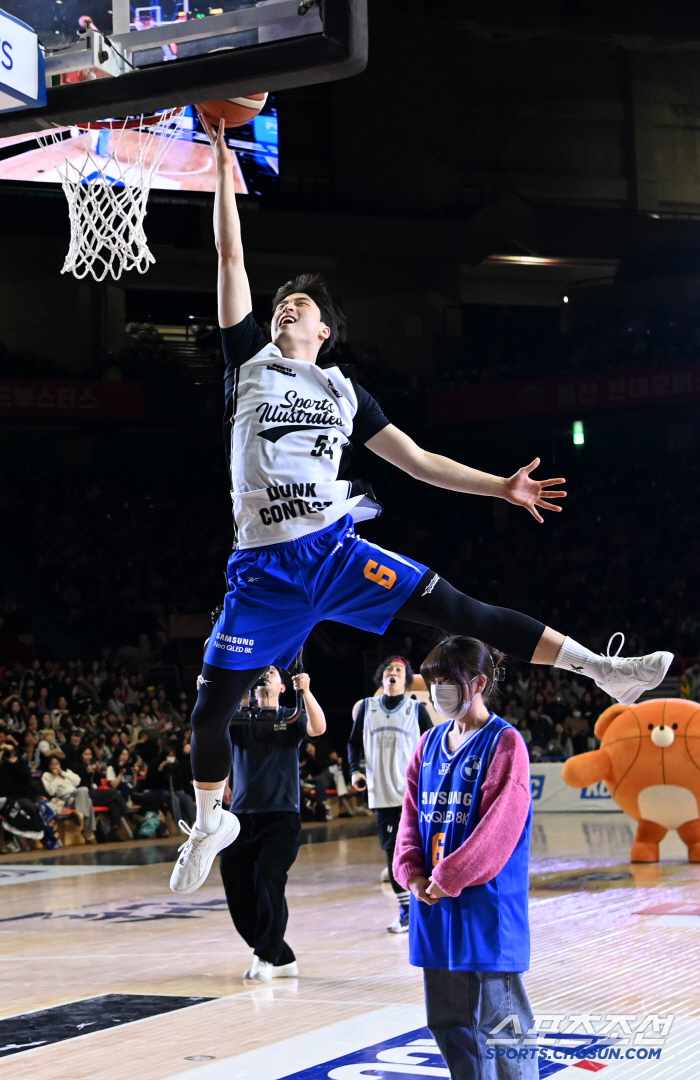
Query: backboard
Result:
<box><xmin>0</xmin><ymin>0</ymin><xmax>366</xmax><ymax>135</ymax></box>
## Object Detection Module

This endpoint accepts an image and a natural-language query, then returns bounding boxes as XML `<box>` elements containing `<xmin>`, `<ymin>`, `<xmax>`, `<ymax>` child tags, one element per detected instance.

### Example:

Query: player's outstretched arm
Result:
<box><xmin>365</xmin><ymin>424</ymin><xmax>565</xmax><ymax>523</ymax></box>
<box><xmin>199</xmin><ymin>114</ymin><xmax>252</xmax><ymax>328</ymax></box>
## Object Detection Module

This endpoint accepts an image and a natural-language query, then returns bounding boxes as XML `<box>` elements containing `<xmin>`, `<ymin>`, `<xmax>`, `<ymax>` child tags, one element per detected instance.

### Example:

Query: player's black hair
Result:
<box><xmin>421</xmin><ymin>635</ymin><xmax>505</xmax><ymax>709</ymax></box>
<box><xmin>272</xmin><ymin>273</ymin><xmax>345</xmax><ymax>356</ymax></box>
<box><xmin>373</xmin><ymin>655</ymin><xmax>414</xmax><ymax>691</ymax></box>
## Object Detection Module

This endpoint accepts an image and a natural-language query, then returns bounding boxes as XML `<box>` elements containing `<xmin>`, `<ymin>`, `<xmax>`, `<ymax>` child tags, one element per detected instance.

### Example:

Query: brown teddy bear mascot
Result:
<box><xmin>562</xmin><ymin>699</ymin><xmax>700</xmax><ymax>862</ymax></box>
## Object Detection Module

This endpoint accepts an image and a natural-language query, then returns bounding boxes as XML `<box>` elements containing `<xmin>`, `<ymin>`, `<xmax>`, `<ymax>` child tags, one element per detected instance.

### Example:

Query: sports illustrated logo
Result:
<box><xmin>255</xmin><ymin>390</ymin><xmax>344</xmax><ymax>430</ymax></box>
<box><xmin>266</xmin><ymin>363</ymin><xmax>296</xmax><ymax>377</ymax></box>
<box><xmin>484</xmin><ymin>1012</ymin><xmax>674</xmax><ymax>1063</ymax></box>
<box><xmin>363</xmin><ymin>559</ymin><xmax>397</xmax><ymax>590</ymax></box>
<box><xmin>326</xmin><ymin>377</ymin><xmax>343</xmax><ymax>399</ymax></box>
<box><xmin>460</xmin><ymin>755</ymin><xmax>482</xmax><ymax>782</ymax></box>
<box><xmin>213</xmin><ymin>632</ymin><xmax>254</xmax><ymax>655</ymax></box>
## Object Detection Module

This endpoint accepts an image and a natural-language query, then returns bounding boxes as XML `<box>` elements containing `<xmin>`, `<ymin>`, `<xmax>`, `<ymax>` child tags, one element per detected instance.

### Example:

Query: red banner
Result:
<box><xmin>429</xmin><ymin>363</ymin><xmax>700</xmax><ymax>424</ymax></box>
<box><xmin>0</xmin><ymin>380</ymin><xmax>143</xmax><ymax>418</ymax></box>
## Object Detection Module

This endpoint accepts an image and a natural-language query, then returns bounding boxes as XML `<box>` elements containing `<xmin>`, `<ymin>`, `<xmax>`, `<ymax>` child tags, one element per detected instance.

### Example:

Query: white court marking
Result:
<box><xmin>650</xmin><ymin>914</ymin><xmax>700</xmax><ymax>928</ymax></box>
<box><xmin>156</xmin><ymin>1007</ymin><xmax>700</xmax><ymax>1080</ymax></box>
<box><xmin>164</xmin><ymin>1006</ymin><xmax>426</xmax><ymax>1080</ymax></box>
<box><xmin>0</xmin><ymin>864</ymin><xmax>135</xmax><ymax>886</ymax></box>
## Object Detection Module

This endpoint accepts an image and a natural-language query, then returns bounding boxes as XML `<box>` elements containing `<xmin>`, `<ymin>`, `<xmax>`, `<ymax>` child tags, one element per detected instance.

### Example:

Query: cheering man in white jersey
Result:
<box><xmin>348</xmin><ymin>656</ymin><xmax>433</xmax><ymax>933</ymax></box>
<box><xmin>169</xmin><ymin>117</ymin><xmax>673</xmax><ymax>894</ymax></box>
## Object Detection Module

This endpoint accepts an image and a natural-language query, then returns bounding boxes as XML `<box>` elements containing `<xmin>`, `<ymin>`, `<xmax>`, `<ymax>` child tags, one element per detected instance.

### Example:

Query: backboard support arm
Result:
<box><xmin>112</xmin><ymin>0</ymin><xmax>132</xmax><ymax>37</ymax></box>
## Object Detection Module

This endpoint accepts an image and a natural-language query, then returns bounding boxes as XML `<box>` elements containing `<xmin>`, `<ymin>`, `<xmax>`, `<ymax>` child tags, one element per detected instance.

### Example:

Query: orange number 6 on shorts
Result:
<box><xmin>363</xmin><ymin>559</ymin><xmax>397</xmax><ymax>590</ymax></box>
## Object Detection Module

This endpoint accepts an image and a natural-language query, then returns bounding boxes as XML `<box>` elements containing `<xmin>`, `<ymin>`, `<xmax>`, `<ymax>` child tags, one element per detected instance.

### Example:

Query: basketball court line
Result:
<box><xmin>0</xmin><ymin>994</ymin><xmax>213</xmax><ymax>1060</ymax></box>
<box><xmin>0</xmin><ymin>864</ymin><xmax>136</xmax><ymax>886</ymax></box>
<box><xmin>163</xmin><ymin>1006</ymin><xmax>426</xmax><ymax>1080</ymax></box>
<box><xmin>158</xmin><ymin>1009</ymin><xmax>700</xmax><ymax>1080</ymax></box>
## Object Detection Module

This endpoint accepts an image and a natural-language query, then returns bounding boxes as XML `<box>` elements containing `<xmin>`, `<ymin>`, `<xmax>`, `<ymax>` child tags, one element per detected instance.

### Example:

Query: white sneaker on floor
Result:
<box><xmin>169</xmin><ymin>811</ymin><xmax>240</xmax><ymax>894</ymax></box>
<box><xmin>595</xmin><ymin>633</ymin><xmax>673</xmax><ymax>706</ymax></box>
<box><xmin>243</xmin><ymin>956</ymin><xmax>273</xmax><ymax>982</ymax></box>
<box><xmin>387</xmin><ymin>914</ymin><xmax>409</xmax><ymax>934</ymax></box>
<box><xmin>272</xmin><ymin>960</ymin><xmax>299</xmax><ymax>978</ymax></box>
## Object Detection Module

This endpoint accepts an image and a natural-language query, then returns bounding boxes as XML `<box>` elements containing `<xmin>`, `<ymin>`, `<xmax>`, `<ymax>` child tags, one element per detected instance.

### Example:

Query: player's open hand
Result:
<box><xmin>292</xmin><ymin>673</ymin><xmax>310</xmax><ymax>693</ymax></box>
<box><xmin>502</xmin><ymin>458</ymin><xmax>566</xmax><ymax>523</ymax></box>
<box><xmin>197</xmin><ymin>111</ymin><xmax>228</xmax><ymax>160</ymax></box>
<box><xmin>409</xmin><ymin>875</ymin><xmax>440</xmax><ymax>905</ymax></box>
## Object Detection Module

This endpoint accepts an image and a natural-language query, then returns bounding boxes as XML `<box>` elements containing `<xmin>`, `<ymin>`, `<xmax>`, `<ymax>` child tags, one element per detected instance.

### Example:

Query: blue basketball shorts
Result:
<box><xmin>203</xmin><ymin>515</ymin><xmax>429</xmax><ymax>671</ymax></box>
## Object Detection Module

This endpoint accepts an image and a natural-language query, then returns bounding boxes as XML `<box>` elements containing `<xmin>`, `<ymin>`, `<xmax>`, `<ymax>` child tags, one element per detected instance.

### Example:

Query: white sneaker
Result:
<box><xmin>169</xmin><ymin>811</ymin><xmax>240</xmax><ymax>894</ymax></box>
<box><xmin>596</xmin><ymin>633</ymin><xmax>673</xmax><ymax>706</ymax></box>
<box><xmin>272</xmin><ymin>960</ymin><xmax>299</xmax><ymax>978</ymax></box>
<box><xmin>387</xmin><ymin>914</ymin><xmax>409</xmax><ymax>934</ymax></box>
<box><xmin>243</xmin><ymin>956</ymin><xmax>273</xmax><ymax>981</ymax></box>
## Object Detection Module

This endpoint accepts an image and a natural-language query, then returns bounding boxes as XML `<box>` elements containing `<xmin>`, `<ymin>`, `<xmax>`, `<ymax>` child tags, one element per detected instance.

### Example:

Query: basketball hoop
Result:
<box><xmin>38</xmin><ymin>107</ymin><xmax>184</xmax><ymax>282</ymax></box>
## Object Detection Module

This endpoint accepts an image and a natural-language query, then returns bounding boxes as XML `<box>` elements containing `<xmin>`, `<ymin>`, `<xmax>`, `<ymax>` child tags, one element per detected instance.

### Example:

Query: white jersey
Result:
<box><xmin>363</xmin><ymin>696</ymin><xmax>423</xmax><ymax>809</ymax></box>
<box><xmin>230</xmin><ymin>343</ymin><xmax>381</xmax><ymax>549</ymax></box>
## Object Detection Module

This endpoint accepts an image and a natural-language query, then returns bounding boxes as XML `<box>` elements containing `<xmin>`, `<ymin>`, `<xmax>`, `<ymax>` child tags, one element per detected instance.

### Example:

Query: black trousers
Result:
<box><xmin>89</xmin><ymin>787</ymin><xmax>128</xmax><ymax>827</ymax></box>
<box><xmin>219</xmin><ymin>811</ymin><xmax>301</xmax><ymax>966</ymax></box>
<box><xmin>375</xmin><ymin>805</ymin><xmax>406</xmax><ymax>898</ymax></box>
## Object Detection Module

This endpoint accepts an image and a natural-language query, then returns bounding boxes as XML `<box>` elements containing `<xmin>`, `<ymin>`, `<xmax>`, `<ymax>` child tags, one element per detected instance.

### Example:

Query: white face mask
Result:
<box><xmin>430</xmin><ymin>682</ymin><xmax>473</xmax><ymax>721</ymax></box>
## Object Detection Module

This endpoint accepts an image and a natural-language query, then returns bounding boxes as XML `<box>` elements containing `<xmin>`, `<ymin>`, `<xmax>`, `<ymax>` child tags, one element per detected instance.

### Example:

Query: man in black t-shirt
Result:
<box><xmin>219</xmin><ymin>665</ymin><xmax>325</xmax><ymax>982</ymax></box>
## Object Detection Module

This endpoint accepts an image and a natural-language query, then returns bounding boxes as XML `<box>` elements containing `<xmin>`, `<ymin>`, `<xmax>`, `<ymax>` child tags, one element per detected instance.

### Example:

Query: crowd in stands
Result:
<box><xmin>5</xmin><ymin>295</ymin><xmax>700</xmax><ymax>390</ymax></box>
<box><xmin>433</xmin><ymin>301</ymin><xmax>700</xmax><ymax>387</ymax></box>
<box><xmin>3</xmin><ymin>457</ymin><xmax>233</xmax><ymax>650</ymax></box>
<box><xmin>0</xmin><ymin>657</ymin><xmax>195</xmax><ymax>851</ymax></box>
<box><xmin>1</xmin><ymin>640</ymin><xmax>698</xmax><ymax>851</ymax></box>
<box><xmin>5</xmin><ymin>445</ymin><xmax>699</xmax><ymax>663</ymax></box>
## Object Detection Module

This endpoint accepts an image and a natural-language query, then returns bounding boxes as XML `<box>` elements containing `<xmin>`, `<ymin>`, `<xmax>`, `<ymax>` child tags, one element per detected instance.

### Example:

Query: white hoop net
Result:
<box><xmin>38</xmin><ymin>109</ymin><xmax>184</xmax><ymax>282</ymax></box>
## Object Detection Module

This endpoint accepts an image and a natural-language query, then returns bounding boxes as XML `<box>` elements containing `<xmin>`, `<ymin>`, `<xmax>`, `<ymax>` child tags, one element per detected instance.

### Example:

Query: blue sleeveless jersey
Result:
<box><xmin>409</xmin><ymin>715</ymin><xmax>532</xmax><ymax>972</ymax></box>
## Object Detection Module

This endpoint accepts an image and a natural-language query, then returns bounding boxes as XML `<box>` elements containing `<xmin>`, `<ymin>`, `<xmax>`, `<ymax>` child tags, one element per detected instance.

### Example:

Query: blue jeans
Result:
<box><xmin>423</xmin><ymin>968</ymin><xmax>537</xmax><ymax>1080</ymax></box>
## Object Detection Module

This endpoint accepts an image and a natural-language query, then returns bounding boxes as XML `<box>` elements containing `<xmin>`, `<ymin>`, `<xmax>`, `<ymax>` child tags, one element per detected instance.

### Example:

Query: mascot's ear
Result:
<box><xmin>595</xmin><ymin>702</ymin><xmax>627</xmax><ymax>740</ymax></box>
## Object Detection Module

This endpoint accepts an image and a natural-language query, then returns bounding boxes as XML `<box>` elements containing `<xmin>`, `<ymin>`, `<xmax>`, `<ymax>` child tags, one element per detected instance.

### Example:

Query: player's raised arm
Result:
<box><xmin>200</xmin><ymin>114</ymin><xmax>252</xmax><ymax>328</ymax></box>
<box><xmin>365</xmin><ymin>424</ymin><xmax>565</xmax><ymax>523</ymax></box>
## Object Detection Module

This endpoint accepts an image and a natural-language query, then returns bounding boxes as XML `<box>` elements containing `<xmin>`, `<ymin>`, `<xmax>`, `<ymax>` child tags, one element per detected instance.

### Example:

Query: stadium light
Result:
<box><xmin>573</xmin><ymin>420</ymin><xmax>585</xmax><ymax>446</ymax></box>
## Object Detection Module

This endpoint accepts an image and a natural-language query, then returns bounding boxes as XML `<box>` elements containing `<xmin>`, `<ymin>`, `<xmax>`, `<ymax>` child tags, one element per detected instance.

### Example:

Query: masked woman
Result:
<box><xmin>393</xmin><ymin>635</ymin><xmax>535</xmax><ymax>1080</ymax></box>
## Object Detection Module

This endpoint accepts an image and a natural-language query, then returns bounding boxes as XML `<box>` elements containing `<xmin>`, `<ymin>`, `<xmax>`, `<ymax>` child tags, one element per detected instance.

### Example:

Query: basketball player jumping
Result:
<box><xmin>170</xmin><ymin>117</ymin><xmax>673</xmax><ymax>893</ymax></box>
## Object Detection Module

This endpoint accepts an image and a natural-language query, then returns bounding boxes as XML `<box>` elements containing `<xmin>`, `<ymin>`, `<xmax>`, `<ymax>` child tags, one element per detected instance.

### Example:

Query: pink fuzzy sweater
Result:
<box><xmin>392</xmin><ymin>726</ymin><xmax>531</xmax><ymax>896</ymax></box>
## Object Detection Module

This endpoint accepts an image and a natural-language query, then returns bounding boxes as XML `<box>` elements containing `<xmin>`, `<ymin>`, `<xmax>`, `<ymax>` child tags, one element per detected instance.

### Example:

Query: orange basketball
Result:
<box><xmin>196</xmin><ymin>94</ymin><xmax>268</xmax><ymax>129</ymax></box>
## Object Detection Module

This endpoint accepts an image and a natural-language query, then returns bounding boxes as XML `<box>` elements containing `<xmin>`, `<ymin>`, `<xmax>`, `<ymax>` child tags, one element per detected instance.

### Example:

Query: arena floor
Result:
<box><xmin>1</xmin><ymin>814</ymin><xmax>699</xmax><ymax>1080</ymax></box>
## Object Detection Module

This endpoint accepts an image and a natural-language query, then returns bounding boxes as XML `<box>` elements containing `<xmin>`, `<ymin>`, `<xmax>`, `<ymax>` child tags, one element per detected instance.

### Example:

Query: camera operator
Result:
<box><xmin>219</xmin><ymin>665</ymin><xmax>325</xmax><ymax>982</ymax></box>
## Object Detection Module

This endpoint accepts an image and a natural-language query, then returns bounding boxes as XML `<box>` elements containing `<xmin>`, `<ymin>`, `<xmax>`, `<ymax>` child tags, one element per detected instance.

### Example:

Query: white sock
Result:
<box><xmin>553</xmin><ymin>637</ymin><xmax>606</xmax><ymax>681</ymax></box>
<box><xmin>194</xmin><ymin>782</ymin><xmax>226</xmax><ymax>833</ymax></box>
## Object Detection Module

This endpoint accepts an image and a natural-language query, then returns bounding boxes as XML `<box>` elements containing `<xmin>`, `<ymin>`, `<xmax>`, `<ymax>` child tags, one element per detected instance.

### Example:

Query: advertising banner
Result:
<box><xmin>530</xmin><ymin>761</ymin><xmax>619</xmax><ymax>811</ymax></box>
<box><xmin>0</xmin><ymin>379</ymin><xmax>143</xmax><ymax>419</ymax></box>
